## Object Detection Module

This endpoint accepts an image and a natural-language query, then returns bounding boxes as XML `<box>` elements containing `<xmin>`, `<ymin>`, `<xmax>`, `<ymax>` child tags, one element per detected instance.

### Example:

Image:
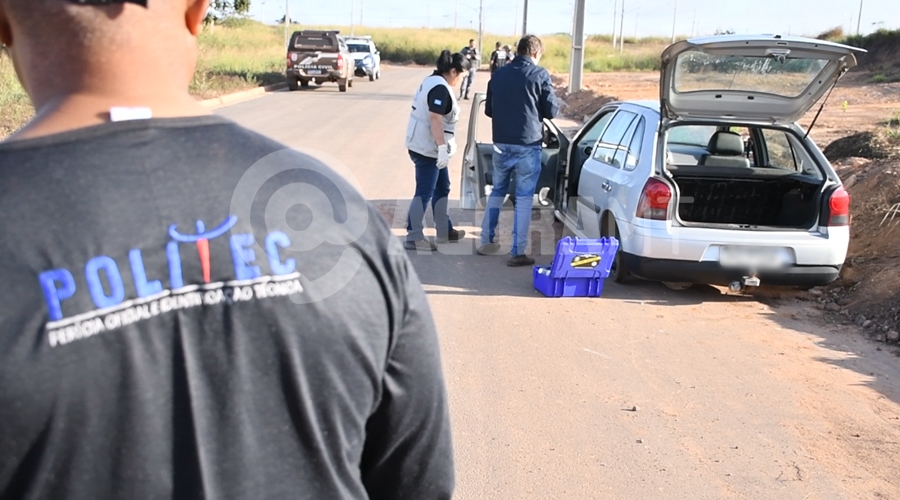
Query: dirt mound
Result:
<box><xmin>823</xmin><ymin>131</ymin><xmax>898</xmax><ymax>161</ymax></box>
<box><xmin>847</xmin><ymin>30</ymin><xmax>900</xmax><ymax>76</ymax></box>
<box><xmin>558</xmin><ymin>89</ymin><xmax>616</xmax><ymax>121</ymax></box>
<box><xmin>824</xmin><ymin>157</ymin><xmax>900</xmax><ymax>340</ymax></box>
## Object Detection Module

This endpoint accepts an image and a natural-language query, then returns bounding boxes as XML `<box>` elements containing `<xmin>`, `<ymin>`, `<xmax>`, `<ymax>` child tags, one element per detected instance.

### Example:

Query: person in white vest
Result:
<box><xmin>404</xmin><ymin>50</ymin><xmax>471</xmax><ymax>252</ymax></box>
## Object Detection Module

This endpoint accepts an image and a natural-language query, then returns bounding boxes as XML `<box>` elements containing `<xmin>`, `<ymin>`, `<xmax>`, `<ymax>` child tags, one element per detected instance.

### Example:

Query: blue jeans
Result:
<box><xmin>480</xmin><ymin>144</ymin><xmax>542</xmax><ymax>256</ymax></box>
<box><xmin>406</xmin><ymin>151</ymin><xmax>455</xmax><ymax>241</ymax></box>
<box><xmin>461</xmin><ymin>68</ymin><xmax>476</xmax><ymax>96</ymax></box>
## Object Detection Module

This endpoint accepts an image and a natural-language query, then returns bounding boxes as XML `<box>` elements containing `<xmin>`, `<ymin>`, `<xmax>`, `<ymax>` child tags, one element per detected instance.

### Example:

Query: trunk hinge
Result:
<box><xmin>803</xmin><ymin>69</ymin><xmax>845</xmax><ymax>141</ymax></box>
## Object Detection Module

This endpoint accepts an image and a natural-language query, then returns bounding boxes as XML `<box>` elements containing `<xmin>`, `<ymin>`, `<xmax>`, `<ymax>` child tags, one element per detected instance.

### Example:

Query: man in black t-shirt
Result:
<box><xmin>0</xmin><ymin>1</ymin><xmax>455</xmax><ymax>499</ymax></box>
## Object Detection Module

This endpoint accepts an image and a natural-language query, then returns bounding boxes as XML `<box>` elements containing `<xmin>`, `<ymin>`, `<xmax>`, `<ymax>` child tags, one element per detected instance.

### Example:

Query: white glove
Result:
<box><xmin>437</xmin><ymin>144</ymin><xmax>450</xmax><ymax>169</ymax></box>
<box><xmin>446</xmin><ymin>137</ymin><xmax>457</xmax><ymax>157</ymax></box>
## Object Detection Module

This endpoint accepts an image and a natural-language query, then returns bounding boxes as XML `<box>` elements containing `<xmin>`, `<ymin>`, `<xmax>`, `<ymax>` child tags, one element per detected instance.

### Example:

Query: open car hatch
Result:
<box><xmin>660</xmin><ymin>35</ymin><xmax>865</xmax><ymax>123</ymax></box>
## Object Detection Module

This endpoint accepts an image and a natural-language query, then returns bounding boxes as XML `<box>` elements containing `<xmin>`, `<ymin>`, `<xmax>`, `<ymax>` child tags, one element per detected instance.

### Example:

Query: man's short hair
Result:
<box><xmin>517</xmin><ymin>35</ymin><xmax>543</xmax><ymax>57</ymax></box>
<box><xmin>469</xmin><ymin>39</ymin><xmax>475</xmax><ymax>43</ymax></box>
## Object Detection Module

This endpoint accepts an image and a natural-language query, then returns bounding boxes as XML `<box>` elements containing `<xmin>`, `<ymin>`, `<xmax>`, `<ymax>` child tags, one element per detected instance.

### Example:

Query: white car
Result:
<box><xmin>346</xmin><ymin>36</ymin><xmax>381</xmax><ymax>81</ymax></box>
<box><xmin>461</xmin><ymin>35</ymin><xmax>864</xmax><ymax>290</ymax></box>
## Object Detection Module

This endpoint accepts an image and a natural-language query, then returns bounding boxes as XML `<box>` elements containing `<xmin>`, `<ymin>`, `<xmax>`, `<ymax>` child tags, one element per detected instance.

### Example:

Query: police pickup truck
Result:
<box><xmin>286</xmin><ymin>30</ymin><xmax>354</xmax><ymax>92</ymax></box>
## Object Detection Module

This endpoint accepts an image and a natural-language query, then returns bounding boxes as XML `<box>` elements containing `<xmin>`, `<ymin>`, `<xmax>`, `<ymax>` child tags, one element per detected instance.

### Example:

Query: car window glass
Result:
<box><xmin>293</xmin><ymin>35</ymin><xmax>335</xmax><ymax>49</ymax></box>
<box><xmin>593</xmin><ymin>111</ymin><xmax>637</xmax><ymax>166</ymax></box>
<box><xmin>624</xmin><ymin>119</ymin><xmax>646</xmax><ymax>171</ymax></box>
<box><xmin>668</xmin><ymin>125</ymin><xmax>716</xmax><ymax>147</ymax></box>
<box><xmin>613</xmin><ymin>117</ymin><xmax>641</xmax><ymax>169</ymax></box>
<box><xmin>762</xmin><ymin>129</ymin><xmax>800</xmax><ymax>172</ymax></box>
<box><xmin>577</xmin><ymin>111</ymin><xmax>614</xmax><ymax>150</ymax></box>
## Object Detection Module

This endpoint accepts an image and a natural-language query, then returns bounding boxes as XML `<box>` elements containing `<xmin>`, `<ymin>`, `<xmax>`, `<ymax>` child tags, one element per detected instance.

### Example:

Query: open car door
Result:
<box><xmin>459</xmin><ymin>92</ymin><xmax>570</xmax><ymax>210</ymax></box>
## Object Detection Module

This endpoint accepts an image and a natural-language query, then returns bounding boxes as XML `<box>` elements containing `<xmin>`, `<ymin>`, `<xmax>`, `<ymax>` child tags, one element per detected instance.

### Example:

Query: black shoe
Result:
<box><xmin>506</xmin><ymin>255</ymin><xmax>535</xmax><ymax>267</ymax></box>
<box><xmin>436</xmin><ymin>229</ymin><xmax>466</xmax><ymax>243</ymax></box>
<box><xmin>404</xmin><ymin>239</ymin><xmax>437</xmax><ymax>252</ymax></box>
<box><xmin>463</xmin><ymin>95</ymin><xmax>470</xmax><ymax>100</ymax></box>
<box><xmin>476</xmin><ymin>242</ymin><xmax>501</xmax><ymax>256</ymax></box>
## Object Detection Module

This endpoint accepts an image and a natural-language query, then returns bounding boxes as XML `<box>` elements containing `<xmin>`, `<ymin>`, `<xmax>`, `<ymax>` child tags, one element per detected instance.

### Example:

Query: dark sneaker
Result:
<box><xmin>436</xmin><ymin>229</ymin><xmax>466</xmax><ymax>243</ymax></box>
<box><xmin>404</xmin><ymin>239</ymin><xmax>437</xmax><ymax>252</ymax></box>
<box><xmin>476</xmin><ymin>242</ymin><xmax>501</xmax><ymax>256</ymax></box>
<box><xmin>506</xmin><ymin>255</ymin><xmax>535</xmax><ymax>267</ymax></box>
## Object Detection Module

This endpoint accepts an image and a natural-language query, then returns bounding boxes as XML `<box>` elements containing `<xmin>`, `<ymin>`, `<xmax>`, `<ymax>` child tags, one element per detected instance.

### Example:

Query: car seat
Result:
<box><xmin>699</xmin><ymin>131</ymin><xmax>751</xmax><ymax>169</ymax></box>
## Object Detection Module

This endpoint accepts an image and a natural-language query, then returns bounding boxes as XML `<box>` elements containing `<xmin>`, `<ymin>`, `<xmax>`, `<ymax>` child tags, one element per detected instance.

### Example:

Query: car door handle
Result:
<box><xmin>601</xmin><ymin>182</ymin><xmax>612</xmax><ymax>192</ymax></box>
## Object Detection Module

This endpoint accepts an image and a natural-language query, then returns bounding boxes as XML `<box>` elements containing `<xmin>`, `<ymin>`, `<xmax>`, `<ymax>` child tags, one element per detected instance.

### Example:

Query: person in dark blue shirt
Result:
<box><xmin>477</xmin><ymin>35</ymin><xmax>560</xmax><ymax>267</ymax></box>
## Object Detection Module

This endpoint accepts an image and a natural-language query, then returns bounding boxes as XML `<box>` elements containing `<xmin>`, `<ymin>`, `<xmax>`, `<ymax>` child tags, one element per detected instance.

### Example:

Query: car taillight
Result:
<box><xmin>636</xmin><ymin>178</ymin><xmax>672</xmax><ymax>220</ymax></box>
<box><xmin>337</xmin><ymin>54</ymin><xmax>344</xmax><ymax>69</ymax></box>
<box><xmin>826</xmin><ymin>186</ymin><xmax>850</xmax><ymax>226</ymax></box>
<box><xmin>286</xmin><ymin>55</ymin><xmax>292</xmax><ymax>68</ymax></box>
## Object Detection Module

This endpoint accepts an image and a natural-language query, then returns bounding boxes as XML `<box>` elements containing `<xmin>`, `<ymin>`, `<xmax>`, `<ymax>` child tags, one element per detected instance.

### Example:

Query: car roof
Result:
<box><xmin>624</xmin><ymin>100</ymin><xmax>660</xmax><ymax>113</ymax></box>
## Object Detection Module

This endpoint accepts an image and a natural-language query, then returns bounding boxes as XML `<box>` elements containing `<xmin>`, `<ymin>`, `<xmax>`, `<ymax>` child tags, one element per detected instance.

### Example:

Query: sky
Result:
<box><xmin>249</xmin><ymin>0</ymin><xmax>897</xmax><ymax>40</ymax></box>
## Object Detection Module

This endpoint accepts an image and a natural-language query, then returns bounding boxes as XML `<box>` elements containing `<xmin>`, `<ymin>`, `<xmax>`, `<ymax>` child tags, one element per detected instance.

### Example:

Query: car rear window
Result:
<box><xmin>673</xmin><ymin>51</ymin><xmax>830</xmax><ymax>98</ymax></box>
<box><xmin>291</xmin><ymin>35</ymin><xmax>336</xmax><ymax>50</ymax></box>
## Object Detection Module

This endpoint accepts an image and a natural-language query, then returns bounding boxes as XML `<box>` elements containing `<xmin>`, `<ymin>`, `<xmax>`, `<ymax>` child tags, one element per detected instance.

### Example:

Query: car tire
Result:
<box><xmin>602</xmin><ymin>214</ymin><xmax>630</xmax><ymax>284</ymax></box>
<box><xmin>375</xmin><ymin>70</ymin><xmax>380</xmax><ymax>80</ymax></box>
<box><xmin>287</xmin><ymin>77</ymin><xmax>299</xmax><ymax>91</ymax></box>
<box><xmin>369</xmin><ymin>73</ymin><xmax>375</xmax><ymax>82</ymax></box>
<box><xmin>348</xmin><ymin>78</ymin><xmax>353</xmax><ymax>88</ymax></box>
<box><xmin>338</xmin><ymin>82</ymin><xmax>348</xmax><ymax>92</ymax></box>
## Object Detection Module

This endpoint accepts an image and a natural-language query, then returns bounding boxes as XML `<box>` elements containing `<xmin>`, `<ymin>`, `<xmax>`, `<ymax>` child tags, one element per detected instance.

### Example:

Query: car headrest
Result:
<box><xmin>707</xmin><ymin>131</ymin><xmax>744</xmax><ymax>156</ymax></box>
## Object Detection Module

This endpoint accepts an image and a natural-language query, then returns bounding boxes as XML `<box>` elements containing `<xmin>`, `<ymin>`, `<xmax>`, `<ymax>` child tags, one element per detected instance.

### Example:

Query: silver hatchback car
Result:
<box><xmin>461</xmin><ymin>35</ymin><xmax>864</xmax><ymax>290</ymax></box>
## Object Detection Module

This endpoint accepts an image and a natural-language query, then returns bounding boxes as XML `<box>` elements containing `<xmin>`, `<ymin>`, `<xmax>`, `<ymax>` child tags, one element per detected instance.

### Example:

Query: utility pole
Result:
<box><xmin>856</xmin><ymin>0</ymin><xmax>864</xmax><ymax>35</ymax></box>
<box><xmin>619</xmin><ymin>0</ymin><xmax>625</xmax><ymax>52</ymax></box>
<box><xmin>350</xmin><ymin>0</ymin><xmax>355</xmax><ymax>35</ymax></box>
<box><xmin>612</xmin><ymin>0</ymin><xmax>618</xmax><ymax>47</ymax></box>
<box><xmin>478</xmin><ymin>0</ymin><xmax>484</xmax><ymax>69</ymax></box>
<box><xmin>284</xmin><ymin>0</ymin><xmax>290</xmax><ymax>48</ymax></box>
<box><xmin>691</xmin><ymin>9</ymin><xmax>696</xmax><ymax>37</ymax></box>
<box><xmin>671</xmin><ymin>0</ymin><xmax>677</xmax><ymax>44</ymax></box>
<box><xmin>569</xmin><ymin>0</ymin><xmax>587</xmax><ymax>94</ymax></box>
<box><xmin>360</xmin><ymin>0</ymin><xmax>364</xmax><ymax>27</ymax></box>
<box><xmin>522</xmin><ymin>0</ymin><xmax>529</xmax><ymax>35</ymax></box>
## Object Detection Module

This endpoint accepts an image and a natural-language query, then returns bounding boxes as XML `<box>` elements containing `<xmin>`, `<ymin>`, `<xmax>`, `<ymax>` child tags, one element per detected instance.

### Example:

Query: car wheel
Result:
<box><xmin>287</xmin><ymin>79</ymin><xmax>299</xmax><ymax>91</ymax></box>
<box><xmin>369</xmin><ymin>73</ymin><xmax>375</xmax><ymax>82</ymax></box>
<box><xmin>338</xmin><ymin>83</ymin><xmax>348</xmax><ymax>92</ymax></box>
<box><xmin>602</xmin><ymin>214</ymin><xmax>630</xmax><ymax>284</ymax></box>
<box><xmin>376</xmin><ymin>70</ymin><xmax>380</xmax><ymax>80</ymax></box>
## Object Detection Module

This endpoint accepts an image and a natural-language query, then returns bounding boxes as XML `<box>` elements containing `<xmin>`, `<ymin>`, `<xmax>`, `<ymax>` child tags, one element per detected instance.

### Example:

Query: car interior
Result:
<box><xmin>474</xmin><ymin>115</ymin><xmax>564</xmax><ymax>206</ymax></box>
<box><xmin>665</xmin><ymin>124</ymin><xmax>827</xmax><ymax>228</ymax></box>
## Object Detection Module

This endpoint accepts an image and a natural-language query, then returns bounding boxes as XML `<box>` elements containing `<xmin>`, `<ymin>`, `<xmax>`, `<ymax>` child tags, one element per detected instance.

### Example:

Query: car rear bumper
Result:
<box><xmin>287</xmin><ymin>69</ymin><xmax>343</xmax><ymax>80</ymax></box>
<box><xmin>620</xmin><ymin>220</ymin><xmax>849</xmax><ymax>267</ymax></box>
<box><xmin>623</xmin><ymin>253</ymin><xmax>841</xmax><ymax>287</ymax></box>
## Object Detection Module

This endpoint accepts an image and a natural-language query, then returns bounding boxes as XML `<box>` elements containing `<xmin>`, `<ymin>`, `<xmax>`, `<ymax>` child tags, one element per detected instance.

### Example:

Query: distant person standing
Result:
<box><xmin>489</xmin><ymin>41</ymin><xmax>508</xmax><ymax>74</ymax></box>
<box><xmin>459</xmin><ymin>39</ymin><xmax>480</xmax><ymax>100</ymax></box>
<box><xmin>477</xmin><ymin>35</ymin><xmax>560</xmax><ymax>267</ymax></box>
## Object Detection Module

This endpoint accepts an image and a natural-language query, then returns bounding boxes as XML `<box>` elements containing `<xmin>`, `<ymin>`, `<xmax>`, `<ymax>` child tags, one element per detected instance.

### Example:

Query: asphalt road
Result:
<box><xmin>218</xmin><ymin>66</ymin><xmax>900</xmax><ymax>499</ymax></box>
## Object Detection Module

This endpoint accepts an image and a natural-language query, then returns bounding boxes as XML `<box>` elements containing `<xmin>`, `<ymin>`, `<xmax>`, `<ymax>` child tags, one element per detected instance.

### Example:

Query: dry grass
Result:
<box><xmin>0</xmin><ymin>55</ymin><xmax>31</xmax><ymax>138</ymax></box>
<box><xmin>0</xmin><ymin>20</ymin><xmax>671</xmax><ymax>137</ymax></box>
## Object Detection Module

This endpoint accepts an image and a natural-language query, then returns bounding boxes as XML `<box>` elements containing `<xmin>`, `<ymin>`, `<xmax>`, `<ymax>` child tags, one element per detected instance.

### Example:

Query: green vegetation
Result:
<box><xmin>0</xmin><ymin>55</ymin><xmax>31</xmax><ymax>138</ymax></box>
<box><xmin>0</xmin><ymin>19</ymin><xmax>671</xmax><ymax>136</ymax></box>
<box><xmin>344</xmin><ymin>26</ymin><xmax>665</xmax><ymax>73</ymax></box>
<box><xmin>191</xmin><ymin>19</ymin><xmax>286</xmax><ymax>99</ymax></box>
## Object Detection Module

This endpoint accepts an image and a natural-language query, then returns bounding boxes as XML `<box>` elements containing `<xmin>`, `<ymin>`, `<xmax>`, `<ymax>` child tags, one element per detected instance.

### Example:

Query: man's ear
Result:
<box><xmin>185</xmin><ymin>0</ymin><xmax>209</xmax><ymax>36</ymax></box>
<box><xmin>0</xmin><ymin>2</ymin><xmax>13</xmax><ymax>48</ymax></box>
